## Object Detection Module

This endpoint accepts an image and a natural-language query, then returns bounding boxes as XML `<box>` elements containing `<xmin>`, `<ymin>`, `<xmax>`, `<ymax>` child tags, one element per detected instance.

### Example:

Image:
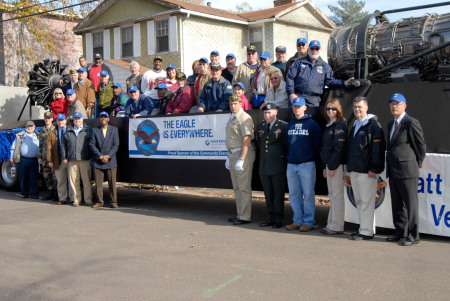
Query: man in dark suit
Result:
<box><xmin>386</xmin><ymin>93</ymin><xmax>426</xmax><ymax>246</ymax></box>
<box><xmin>256</xmin><ymin>103</ymin><xmax>288</xmax><ymax>228</ymax></box>
<box><xmin>89</xmin><ymin>111</ymin><xmax>120</xmax><ymax>208</ymax></box>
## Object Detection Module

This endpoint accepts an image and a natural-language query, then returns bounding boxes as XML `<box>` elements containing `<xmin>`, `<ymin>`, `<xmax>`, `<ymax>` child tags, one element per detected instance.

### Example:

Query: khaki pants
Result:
<box><xmin>68</xmin><ymin>160</ymin><xmax>92</xmax><ymax>205</ymax></box>
<box><xmin>349</xmin><ymin>171</ymin><xmax>377</xmax><ymax>236</ymax></box>
<box><xmin>54</xmin><ymin>163</ymin><xmax>73</xmax><ymax>201</ymax></box>
<box><xmin>94</xmin><ymin>168</ymin><xmax>117</xmax><ymax>205</ymax></box>
<box><xmin>325</xmin><ymin>165</ymin><xmax>345</xmax><ymax>232</ymax></box>
<box><xmin>228</xmin><ymin>146</ymin><xmax>255</xmax><ymax>221</ymax></box>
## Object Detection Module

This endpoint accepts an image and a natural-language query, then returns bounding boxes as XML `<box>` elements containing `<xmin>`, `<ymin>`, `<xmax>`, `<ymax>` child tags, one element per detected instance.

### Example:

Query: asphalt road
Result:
<box><xmin>1</xmin><ymin>187</ymin><xmax>449</xmax><ymax>301</ymax></box>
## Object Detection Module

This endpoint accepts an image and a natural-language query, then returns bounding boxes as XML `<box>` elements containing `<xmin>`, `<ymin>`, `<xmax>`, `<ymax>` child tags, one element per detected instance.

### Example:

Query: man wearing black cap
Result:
<box><xmin>166</xmin><ymin>72</ymin><xmax>196</xmax><ymax>114</ymax></box>
<box><xmin>62</xmin><ymin>69</ymin><xmax>78</xmax><ymax>94</ymax></box>
<box><xmin>90</xmin><ymin>112</ymin><xmax>120</xmax><ymax>208</ymax></box>
<box><xmin>256</xmin><ymin>103</ymin><xmax>288</xmax><ymax>228</ymax></box>
<box><xmin>38</xmin><ymin>112</ymin><xmax>57</xmax><ymax>201</ymax></box>
<box><xmin>385</xmin><ymin>93</ymin><xmax>426</xmax><ymax>246</ymax></box>
<box><xmin>88</xmin><ymin>53</ymin><xmax>113</xmax><ymax>93</ymax></box>
<box><xmin>272</xmin><ymin>46</ymin><xmax>287</xmax><ymax>72</ymax></box>
<box><xmin>233</xmin><ymin>45</ymin><xmax>259</xmax><ymax>105</ymax></box>
<box><xmin>198</xmin><ymin>62</ymin><xmax>232</xmax><ymax>113</ymax></box>
<box><xmin>10</xmin><ymin>120</ymin><xmax>40</xmax><ymax>199</ymax></box>
<box><xmin>142</xmin><ymin>56</ymin><xmax>166</xmax><ymax>105</ymax></box>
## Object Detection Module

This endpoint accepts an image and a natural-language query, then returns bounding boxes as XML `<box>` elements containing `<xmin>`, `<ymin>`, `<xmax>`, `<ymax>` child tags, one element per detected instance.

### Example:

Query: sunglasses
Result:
<box><xmin>297</xmin><ymin>43</ymin><xmax>306</xmax><ymax>47</ymax></box>
<box><xmin>310</xmin><ymin>47</ymin><xmax>320</xmax><ymax>51</ymax></box>
<box><xmin>129</xmin><ymin>91</ymin><xmax>138</xmax><ymax>94</ymax></box>
<box><xmin>270</xmin><ymin>77</ymin><xmax>279</xmax><ymax>80</ymax></box>
<box><xmin>55</xmin><ymin>92</ymin><xmax>62</xmax><ymax>95</ymax></box>
<box><xmin>326</xmin><ymin>107</ymin><xmax>337</xmax><ymax>111</ymax></box>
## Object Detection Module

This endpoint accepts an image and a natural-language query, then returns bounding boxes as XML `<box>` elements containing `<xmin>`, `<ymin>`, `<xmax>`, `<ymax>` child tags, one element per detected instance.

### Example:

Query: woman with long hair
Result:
<box><xmin>320</xmin><ymin>98</ymin><xmax>348</xmax><ymax>235</ymax></box>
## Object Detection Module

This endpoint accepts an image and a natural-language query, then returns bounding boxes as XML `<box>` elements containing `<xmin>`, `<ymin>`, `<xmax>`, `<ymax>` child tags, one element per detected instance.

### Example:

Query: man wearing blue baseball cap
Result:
<box><xmin>61</xmin><ymin>111</ymin><xmax>93</xmax><ymax>207</ymax></box>
<box><xmin>198</xmin><ymin>62</ymin><xmax>233</xmax><ymax>113</ymax></box>
<box><xmin>155</xmin><ymin>83</ymin><xmax>175</xmax><ymax>115</ymax></box>
<box><xmin>251</xmin><ymin>51</ymin><xmax>281</xmax><ymax>109</ymax></box>
<box><xmin>222</xmin><ymin>53</ymin><xmax>237</xmax><ymax>83</ymax></box>
<box><xmin>385</xmin><ymin>93</ymin><xmax>426</xmax><ymax>246</ymax></box>
<box><xmin>272</xmin><ymin>46</ymin><xmax>287</xmax><ymax>72</ymax></box>
<box><xmin>97</xmin><ymin>70</ymin><xmax>114</xmax><ymax>116</ymax></box>
<box><xmin>90</xmin><ymin>111</ymin><xmax>120</xmax><ymax>208</ymax></box>
<box><xmin>124</xmin><ymin>85</ymin><xmax>154</xmax><ymax>118</ymax></box>
<box><xmin>285</xmin><ymin>96</ymin><xmax>321</xmax><ymax>232</ymax></box>
<box><xmin>210</xmin><ymin>51</ymin><xmax>224</xmax><ymax>70</ymax></box>
<box><xmin>74</xmin><ymin>66</ymin><xmax>95</xmax><ymax>117</ymax></box>
<box><xmin>66</xmin><ymin>88</ymin><xmax>87</xmax><ymax>126</ymax></box>
<box><xmin>283</xmin><ymin>37</ymin><xmax>308</xmax><ymax>80</ymax></box>
<box><xmin>110</xmin><ymin>83</ymin><xmax>129</xmax><ymax>117</ymax></box>
<box><xmin>286</xmin><ymin>40</ymin><xmax>354</xmax><ymax>107</ymax></box>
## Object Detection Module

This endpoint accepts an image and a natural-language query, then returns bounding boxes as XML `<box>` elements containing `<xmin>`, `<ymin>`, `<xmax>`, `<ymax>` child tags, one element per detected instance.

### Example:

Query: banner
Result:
<box><xmin>345</xmin><ymin>153</ymin><xmax>450</xmax><ymax>237</ymax></box>
<box><xmin>129</xmin><ymin>114</ymin><xmax>229</xmax><ymax>160</ymax></box>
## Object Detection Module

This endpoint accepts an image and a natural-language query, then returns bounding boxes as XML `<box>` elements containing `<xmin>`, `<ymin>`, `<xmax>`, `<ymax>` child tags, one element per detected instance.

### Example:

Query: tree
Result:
<box><xmin>328</xmin><ymin>0</ymin><xmax>368</xmax><ymax>27</ymax></box>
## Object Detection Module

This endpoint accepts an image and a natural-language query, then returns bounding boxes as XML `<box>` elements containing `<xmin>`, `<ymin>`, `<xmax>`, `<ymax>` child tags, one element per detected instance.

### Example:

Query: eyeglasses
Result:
<box><xmin>55</xmin><ymin>92</ymin><xmax>62</xmax><ymax>95</ymax></box>
<box><xmin>297</xmin><ymin>43</ymin><xmax>306</xmax><ymax>47</ymax></box>
<box><xmin>270</xmin><ymin>77</ymin><xmax>279</xmax><ymax>80</ymax></box>
<box><xmin>310</xmin><ymin>47</ymin><xmax>320</xmax><ymax>51</ymax></box>
<box><xmin>247</xmin><ymin>52</ymin><xmax>257</xmax><ymax>55</ymax></box>
<box><xmin>326</xmin><ymin>107</ymin><xmax>337</xmax><ymax>111</ymax></box>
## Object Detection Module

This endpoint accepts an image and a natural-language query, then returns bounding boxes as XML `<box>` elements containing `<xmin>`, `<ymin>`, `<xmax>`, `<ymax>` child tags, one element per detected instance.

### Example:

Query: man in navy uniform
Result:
<box><xmin>385</xmin><ymin>93</ymin><xmax>426</xmax><ymax>246</ymax></box>
<box><xmin>256</xmin><ymin>103</ymin><xmax>287</xmax><ymax>228</ymax></box>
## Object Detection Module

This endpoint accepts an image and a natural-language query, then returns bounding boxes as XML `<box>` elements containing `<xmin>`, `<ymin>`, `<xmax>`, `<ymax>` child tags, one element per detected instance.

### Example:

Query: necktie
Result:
<box><xmin>394</xmin><ymin>120</ymin><xmax>399</xmax><ymax>132</ymax></box>
<box><xmin>267</xmin><ymin>123</ymin><xmax>271</xmax><ymax>133</ymax></box>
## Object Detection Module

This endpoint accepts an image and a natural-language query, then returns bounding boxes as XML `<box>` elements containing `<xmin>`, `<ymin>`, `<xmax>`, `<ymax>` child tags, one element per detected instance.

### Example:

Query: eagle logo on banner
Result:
<box><xmin>345</xmin><ymin>176</ymin><xmax>387</xmax><ymax>209</ymax></box>
<box><xmin>133</xmin><ymin>119</ymin><xmax>160</xmax><ymax>156</ymax></box>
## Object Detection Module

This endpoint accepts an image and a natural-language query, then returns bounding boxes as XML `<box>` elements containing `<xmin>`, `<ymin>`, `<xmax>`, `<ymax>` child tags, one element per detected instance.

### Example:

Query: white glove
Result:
<box><xmin>225</xmin><ymin>158</ymin><xmax>230</xmax><ymax>170</ymax></box>
<box><xmin>235</xmin><ymin>159</ymin><xmax>244</xmax><ymax>171</ymax></box>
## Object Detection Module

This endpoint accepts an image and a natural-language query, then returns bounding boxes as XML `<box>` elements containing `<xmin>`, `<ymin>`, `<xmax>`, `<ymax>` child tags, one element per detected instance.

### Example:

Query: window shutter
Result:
<box><xmin>133</xmin><ymin>23</ymin><xmax>141</xmax><ymax>57</ymax></box>
<box><xmin>103</xmin><ymin>29</ymin><xmax>110</xmax><ymax>59</ymax></box>
<box><xmin>114</xmin><ymin>27</ymin><xmax>121</xmax><ymax>59</ymax></box>
<box><xmin>85</xmin><ymin>32</ymin><xmax>93</xmax><ymax>62</ymax></box>
<box><xmin>169</xmin><ymin>16</ymin><xmax>178</xmax><ymax>53</ymax></box>
<box><xmin>147</xmin><ymin>20</ymin><xmax>155</xmax><ymax>55</ymax></box>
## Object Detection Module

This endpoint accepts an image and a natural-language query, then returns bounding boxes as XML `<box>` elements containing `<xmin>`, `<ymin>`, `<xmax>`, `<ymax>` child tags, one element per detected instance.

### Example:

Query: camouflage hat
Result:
<box><xmin>229</xmin><ymin>95</ymin><xmax>242</xmax><ymax>103</ymax></box>
<box><xmin>44</xmin><ymin>112</ymin><xmax>52</xmax><ymax>119</ymax></box>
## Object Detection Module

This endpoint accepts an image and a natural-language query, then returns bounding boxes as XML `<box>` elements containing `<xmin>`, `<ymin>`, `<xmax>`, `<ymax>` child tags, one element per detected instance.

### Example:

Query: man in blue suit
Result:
<box><xmin>89</xmin><ymin>111</ymin><xmax>120</xmax><ymax>208</ymax></box>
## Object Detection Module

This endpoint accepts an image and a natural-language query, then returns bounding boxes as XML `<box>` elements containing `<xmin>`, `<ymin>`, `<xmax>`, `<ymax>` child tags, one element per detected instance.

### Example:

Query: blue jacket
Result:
<box><xmin>89</xmin><ymin>125</ymin><xmax>120</xmax><ymax>169</ymax></box>
<box><xmin>286</xmin><ymin>55</ymin><xmax>344</xmax><ymax>98</ymax></box>
<box><xmin>124</xmin><ymin>94</ymin><xmax>154</xmax><ymax>117</ymax></box>
<box><xmin>199</xmin><ymin>76</ymin><xmax>232</xmax><ymax>112</ymax></box>
<box><xmin>285</xmin><ymin>113</ymin><xmax>321</xmax><ymax>164</ymax></box>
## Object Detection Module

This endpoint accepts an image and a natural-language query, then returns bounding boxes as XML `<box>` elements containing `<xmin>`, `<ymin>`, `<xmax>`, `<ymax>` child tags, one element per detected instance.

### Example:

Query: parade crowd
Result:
<box><xmin>10</xmin><ymin>38</ymin><xmax>426</xmax><ymax>246</ymax></box>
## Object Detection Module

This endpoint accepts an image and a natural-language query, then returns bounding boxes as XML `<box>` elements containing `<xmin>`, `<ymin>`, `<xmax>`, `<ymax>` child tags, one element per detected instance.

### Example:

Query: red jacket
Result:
<box><xmin>50</xmin><ymin>98</ymin><xmax>68</xmax><ymax>121</ymax></box>
<box><xmin>166</xmin><ymin>86</ymin><xmax>195</xmax><ymax>114</ymax></box>
<box><xmin>240</xmin><ymin>94</ymin><xmax>252</xmax><ymax>111</ymax></box>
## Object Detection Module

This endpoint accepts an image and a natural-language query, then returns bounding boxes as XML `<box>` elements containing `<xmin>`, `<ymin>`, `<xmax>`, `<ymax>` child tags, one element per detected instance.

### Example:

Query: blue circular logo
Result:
<box><xmin>133</xmin><ymin>119</ymin><xmax>160</xmax><ymax>156</ymax></box>
<box><xmin>347</xmin><ymin>176</ymin><xmax>387</xmax><ymax>209</ymax></box>
<box><xmin>205</xmin><ymin>140</ymin><xmax>210</xmax><ymax>146</ymax></box>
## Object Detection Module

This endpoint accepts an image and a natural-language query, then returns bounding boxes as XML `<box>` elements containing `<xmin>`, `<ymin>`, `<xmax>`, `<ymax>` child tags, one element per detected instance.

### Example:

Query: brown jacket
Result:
<box><xmin>74</xmin><ymin>78</ymin><xmax>95</xmax><ymax>110</ymax></box>
<box><xmin>47</xmin><ymin>128</ymin><xmax>63</xmax><ymax>170</ymax></box>
<box><xmin>194</xmin><ymin>71</ymin><xmax>211</xmax><ymax>104</ymax></box>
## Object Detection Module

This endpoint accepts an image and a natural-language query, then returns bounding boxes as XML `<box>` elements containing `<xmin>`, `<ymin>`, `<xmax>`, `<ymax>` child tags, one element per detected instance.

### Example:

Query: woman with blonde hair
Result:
<box><xmin>50</xmin><ymin>88</ymin><xmax>68</xmax><ymax>121</ymax></box>
<box><xmin>187</xmin><ymin>60</ymin><xmax>200</xmax><ymax>87</ymax></box>
<box><xmin>320</xmin><ymin>98</ymin><xmax>348</xmax><ymax>235</ymax></box>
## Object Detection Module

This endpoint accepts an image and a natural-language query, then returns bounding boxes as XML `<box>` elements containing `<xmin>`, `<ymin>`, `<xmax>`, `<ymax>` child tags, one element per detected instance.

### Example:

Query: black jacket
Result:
<box><xmin>256</xmin><ymin>118</ymin><xmax>288</xmax><ymax>175</ymax></box>
<box><xmin>320</xmin><ymin>120</ymin><xmax>348</xmax><ymax>170</ymax></box>
<box><xmin>221</xmin><ymin>68</ymin><xmax>235</xmax><ymax>83</ymax></box>
<box><xmin>61</xmin><ymin>125</ymin><xmax>91</xmax><ymax>161</ymax></box>
<box><xmin>347</xmin><ymin>115</ymin><xmax>385</xmax><ymax>174</ymax></box>
<box><xmin>89</xmin><ymin>125</ymin><xmax>120</xmax><ymax>169</ymax></box>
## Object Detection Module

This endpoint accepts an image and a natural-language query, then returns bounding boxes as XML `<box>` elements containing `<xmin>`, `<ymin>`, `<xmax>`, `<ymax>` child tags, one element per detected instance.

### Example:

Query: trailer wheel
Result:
<box><xmin>0</xmin><ymin>161</ymin><xmax>20</xmax><ymax>191</ymax></box>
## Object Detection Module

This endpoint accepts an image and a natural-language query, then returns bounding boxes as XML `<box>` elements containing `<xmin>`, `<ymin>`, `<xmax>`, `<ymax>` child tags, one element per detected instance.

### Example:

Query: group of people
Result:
<box><xmin>225</xmin><ymin>92</ymin><xmax>425</xmax><ymax>247</ymax></box>
<box><xmin>11</xmin><ymin>111</ymin><xmax>120</xmax><ymax>209</ymax></box>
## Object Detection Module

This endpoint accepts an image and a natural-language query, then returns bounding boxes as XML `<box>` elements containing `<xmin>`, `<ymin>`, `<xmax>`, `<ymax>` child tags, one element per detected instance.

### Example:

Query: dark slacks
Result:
<box><xmin>94</xmin><ymin>167</ymin><xmax>117</xmax><ymax>204</ymax></box>
<box><xmin>389</xmin><ymin>177</ymin><xmax>419</xmax><ymax>241</ymax></box>
<box><xmin>18</xmin><ymin>157</ymin><xmax>39</xmax><ymax>197</ymax></box>
<box><xmin>260</xmin><ymin>173</ymin><xmax>285</xmax><ymax>224</ymax></box>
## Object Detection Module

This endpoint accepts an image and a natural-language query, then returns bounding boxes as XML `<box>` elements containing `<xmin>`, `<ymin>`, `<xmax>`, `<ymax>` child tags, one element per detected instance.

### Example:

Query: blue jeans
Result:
<box><xmin>18</xmin><ymin>157</ymin><xmax>39</xmax><ymax>197</ymax></box>
<box><xmin>286</xmin><ymin>161</ymin><xmax>316</xmax><ymax>226</ymax></box>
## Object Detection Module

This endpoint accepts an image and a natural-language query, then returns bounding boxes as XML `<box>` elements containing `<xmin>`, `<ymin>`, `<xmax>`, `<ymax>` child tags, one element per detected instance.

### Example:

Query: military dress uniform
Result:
<box><xmin>256</xmin><ymin>115</ymin><xmax>288</xmax><ymax>226</ymax></box>
<box><xmin>226</xmin><ymin>108</ymin><xmax>255</xmax><ymax>222</ymax></box>
<box><xmin>38</xmin><ymin>113</ymin><xmax>57</xmax><ymax>200</ymax></box>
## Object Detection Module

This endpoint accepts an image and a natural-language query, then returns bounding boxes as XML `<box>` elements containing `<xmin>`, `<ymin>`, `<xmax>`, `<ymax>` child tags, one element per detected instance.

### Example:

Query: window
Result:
<box><xmin>299</xmin><ymin>29</ymin><xmax>308</xmax><ymax>41</ymax></box>
<box><xmin>121</xmin><ymin>26</ymin><xmax>133</xmax><ymax>57</ymax></box>
<box><xmin>156</xmin><ymin>19</ymin><xmax>169</xmax><ymax>53</ymax></box>
<box><xmin>93</xmin><ymin>32</ymin><xmax>103</xmax><ymax>58</ymax></box>
<box><xmin>249</xmin><ymin>27</ymin><xmax>263</xmax><ymax>53</ymax></box>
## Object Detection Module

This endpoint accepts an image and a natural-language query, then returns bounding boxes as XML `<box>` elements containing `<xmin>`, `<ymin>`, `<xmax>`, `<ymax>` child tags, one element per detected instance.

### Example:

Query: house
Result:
<box><xmin>74</xmin><ymin>0</ymin><xmax>335</xmax><ymax>81</ymax></box>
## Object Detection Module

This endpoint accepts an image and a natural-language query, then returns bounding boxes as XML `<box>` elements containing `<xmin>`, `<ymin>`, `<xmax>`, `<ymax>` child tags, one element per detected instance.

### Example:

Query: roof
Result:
<box><xmin>240</xmin><ymin>1</ymin><xmax>303</xmax><ymax>21</ymax></box>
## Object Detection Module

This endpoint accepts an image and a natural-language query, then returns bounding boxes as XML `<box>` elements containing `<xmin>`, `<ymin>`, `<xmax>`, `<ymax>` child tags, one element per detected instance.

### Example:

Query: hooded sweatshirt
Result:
<box><xmin>285</xmin><ymin>113</ymin><xmax>321</xmax><ymax>164</ymax></box>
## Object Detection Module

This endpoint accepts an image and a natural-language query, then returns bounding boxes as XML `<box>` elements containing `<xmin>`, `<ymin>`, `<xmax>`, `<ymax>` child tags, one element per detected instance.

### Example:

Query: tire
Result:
<box><xmin>0</xmin><ymin>160</ymin><xmax>20</xmax><ymax>191</ymax></box>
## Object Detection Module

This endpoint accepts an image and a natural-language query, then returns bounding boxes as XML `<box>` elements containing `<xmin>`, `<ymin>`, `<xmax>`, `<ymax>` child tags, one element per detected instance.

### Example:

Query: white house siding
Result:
<box><xmin>182</xmin><ymin>16</ymin><xmax>247</xmax><ymax>75</ymax></box>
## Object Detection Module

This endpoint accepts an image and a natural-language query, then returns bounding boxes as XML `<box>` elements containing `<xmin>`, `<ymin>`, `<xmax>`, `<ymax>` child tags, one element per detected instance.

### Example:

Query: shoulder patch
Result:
<box><xmin>226</xmin><ymin>85</ymin><xmax>232</xmax><ymax>90</ymax></box>
<box><xmin>244</xmin><ymin>119</ymin><xmax>252</xmax><ymax>125</ymax></box>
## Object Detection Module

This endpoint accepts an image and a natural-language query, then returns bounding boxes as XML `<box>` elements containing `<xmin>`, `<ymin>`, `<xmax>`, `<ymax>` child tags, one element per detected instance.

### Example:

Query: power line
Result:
<box><xmin>9</xmin><ymin>0</ymin><xmax>60</xmax><ymax>13</ymax></box>
<box><xmin>1</xmin><ymin>0</ymin><xmax>99</xmax><ymax>22</ymax></box>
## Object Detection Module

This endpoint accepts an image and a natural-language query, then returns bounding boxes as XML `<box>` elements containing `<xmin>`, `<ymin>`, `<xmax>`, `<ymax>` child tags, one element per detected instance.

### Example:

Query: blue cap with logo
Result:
<box><xmin>166</xmin><ymin>64</ymin><xmax>176</xmax><ymax>70</ymax></box>
<box><xmin>77</xmin><ymin>67</ymin><xmax>87</xmax><ymax>73</ymax></box>
<box><xmin>73</xmin><ymin>112</ymin><xmax>83</xmax><ymax>118</ymax></box>
<box><xmin>389</xmin><ymin>93</ymin><xmax>407</xmax><ymax>103</ymax></box>
<box><xmin>129</xmin><ymin>85</ymin><xmax>138</xmax><ymax>92</ymax></box>
<box><xmin>112</xmin><ymin>82</ymin><xmax>121</xmax><ymax>88</ymax></box>
<box><xmin>226</xmin><ymin>53</ymin><xmax>236</xmax><ymax>59</ymax></box>
<box><xmin>100</xmin><ymin>70</ymin><xmax>109</xmax><ymax>76</ymax></box>
<box><xmin>99</xmin><ymin>111</ymin><xmax>109</xmax><ymax>118</ymax></box>
<box><xmin>199</xmin><ymin>57</ymin><xmax>209</xmax><ymax>64</ymax></box>
<box><xmin>292</xmin><ymin>96</ymin><xmax>306</xmax><ymax>107</ymax></box>
<box><xmin>66</xmin><ymin>89</ymin><xmax>75</xmax><ymax>95</ymax></box>
<box><xmin>156</xmin><ymin>83</ymin><xmax>168</xmax><ymax>89</ymax></box>
<box><xmin>233</xmin><ymin>82</ymin><xmax>245</xmax><ymax>90</ymax></box>
<box><xmin>210</xmin><ymin>50</ymin><xmax>220</xmax><ymax>56</ymax></box>
<box><xmin>56</xmin><ymin>114</ymin><xmax>66</xmax><ymax>120</ymax></box>
<box><xmin>297</xmin><ymin>38</ymin><xmax>308</xmax><ymax>45</ymax></box>
<box><xmin>259</xmin><ymin>51</ymin><xmax>272</xmax><ymax>59</ymax></box>
<box><xmin>309</xmin><ymin>40</ymin><xmax>321</xmax><ymax>48</ymax></box>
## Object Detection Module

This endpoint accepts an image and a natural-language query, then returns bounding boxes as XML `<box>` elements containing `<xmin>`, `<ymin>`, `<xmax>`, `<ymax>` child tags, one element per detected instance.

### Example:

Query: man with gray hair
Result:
<box><xmin>126</xmin><ymin>61</ymin><xmax>142</xmax><ymax>92</ymax></box>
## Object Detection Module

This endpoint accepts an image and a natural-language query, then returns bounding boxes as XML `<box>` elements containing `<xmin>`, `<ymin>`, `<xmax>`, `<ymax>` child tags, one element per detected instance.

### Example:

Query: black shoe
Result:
<box><xmin>351</xmin><ymin>231</ymin><xmax>359</xmax><ymax>237</ymax></box>
<box><xmin>20</xmin><ymin>194</ymin><xmax>29</xmax><ymax>199</ymax></box>
<box><xmin>227</xmin><ymin>217</ymin><xmax>238</xmax><ymax>223</ymax></box>
<box><xmin>233</xmin><ymin>219</ymin><xmax>250</xmax><ymax>225</ymax></box>
<box><xmin>352</xmin><ymin>234</ymin><xmax>374</xmax><ymax>241</ymax></box>
<box><xmin>386</xmin><ymin>235</ymin><xmax>402</xmax><ymax>242</ymax></box>
<box><xmin>402</xmin><ymin>238</ymin><xmax>420</xmax><ymax>246</ymax></box>
<box><xmin>259</xmin><ymin>221</ymin><xmax>274</xmax><ymax>227</ymax></box>
<box><xmin>30</xmin><ymin>195</ymin><xmax>39</xmax><ymax>199</ymax></box>
<box><xmin>272</xmin><ymin>223</ymin><xmax>283</xmax><ymax>229</ymax></box>
<box><xmin>42</xmin><ymin>190</ymin><xmax>54</xmax><ymax>201</ymax></box>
